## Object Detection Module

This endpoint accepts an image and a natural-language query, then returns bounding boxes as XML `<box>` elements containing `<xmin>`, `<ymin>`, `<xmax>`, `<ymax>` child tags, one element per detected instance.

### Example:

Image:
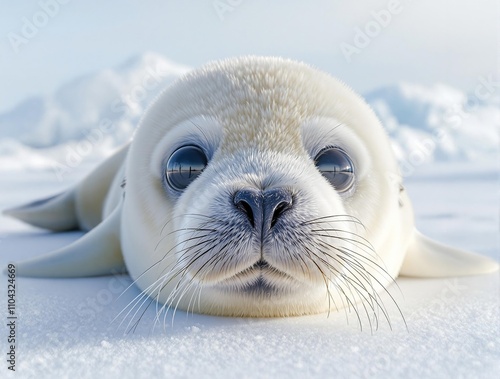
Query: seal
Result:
<box><xmin>4</xmin><ymin>56</ymin><xmax>498</xmax><ymax>320</ymax></box>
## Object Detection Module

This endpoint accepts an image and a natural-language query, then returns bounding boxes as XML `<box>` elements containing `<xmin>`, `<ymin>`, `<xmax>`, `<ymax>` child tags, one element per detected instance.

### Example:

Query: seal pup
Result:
<box><xmin>4</xmin><ymin>57</ymin><xmax>498</xmax><ymax>320</ymax></box>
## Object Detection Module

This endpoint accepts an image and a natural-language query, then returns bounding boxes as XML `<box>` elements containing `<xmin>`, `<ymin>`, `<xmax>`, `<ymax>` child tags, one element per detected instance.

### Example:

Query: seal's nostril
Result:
<box><xmin>270</xmin><ymin>200</ymin><xmax>292</xmax><ymax>229</ymax></box>
<box><xmin>265</xmin><ymin>188</ymin><xmax>293</xmax><ymax>230</ymax></box>
<box><xmin>235</xmin><ymin>198</ymin><xmax>255</xmax><ymax>228</ymax></box>
<box><xmin>233</xmin><ymin>189</ymin><xmax>262</xmax><ymax>229</ymax></box>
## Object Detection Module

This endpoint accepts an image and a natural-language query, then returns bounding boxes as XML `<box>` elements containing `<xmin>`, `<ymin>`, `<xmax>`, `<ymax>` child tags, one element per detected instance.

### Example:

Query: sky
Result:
<box><xmin>0</xmin><ymin>0</ymin><xmax>498</xmax><ymax>113</ymax></box>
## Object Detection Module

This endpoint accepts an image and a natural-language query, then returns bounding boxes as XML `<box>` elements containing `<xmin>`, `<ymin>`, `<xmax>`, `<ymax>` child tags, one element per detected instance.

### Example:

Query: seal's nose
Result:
<box><xmin>233</xmin><ymin>188</ymin><xmax>293</xmax><ymax>233</ymax></box>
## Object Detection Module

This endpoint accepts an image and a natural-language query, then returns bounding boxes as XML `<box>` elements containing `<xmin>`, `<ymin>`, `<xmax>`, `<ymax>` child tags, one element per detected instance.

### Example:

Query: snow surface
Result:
<box><xmin>0</xmin><ymin>163</ymin><xmax>498</xmax><ymax>379</ymax></box>
<box><xmin>0</xmin><ymin>53</ymin><xmax>498</xmax><ymax>378</ymax></box>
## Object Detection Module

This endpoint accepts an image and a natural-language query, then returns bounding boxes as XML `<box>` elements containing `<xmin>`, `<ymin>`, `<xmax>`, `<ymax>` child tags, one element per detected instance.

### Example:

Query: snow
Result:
<box><xmin>365</xmin><ymin>82</ymin><xmax>500</xmax><ymax>163</ymax></box>
<box><xmin>0</xmin><ymin>53</ymin><xmax>498</xmax><ymax>378</ymax></box>
<box><xmin>0</xmin><ymin>52</ymin><xmax>189</xmax><ymax>150</ymax></box>
<box><xmin>0</xmin><ymin>53</ymin><xmax>498</xmax><ymax>173</ymax></box>
<box><xmin>0</xmin><ymin>164</ymin><xmax>498</xmax><ymax>378</ymax></box>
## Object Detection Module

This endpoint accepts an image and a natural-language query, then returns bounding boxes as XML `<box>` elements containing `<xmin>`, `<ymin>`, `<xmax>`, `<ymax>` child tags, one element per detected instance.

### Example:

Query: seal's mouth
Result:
<box><xmin>216</xmin><ymin>259</ymin><xmax>295</xmax><ymax>295</ymax></box>
<box><xmin>252</xmin><ymin>259</ymin><xmax>271</xmax><ymax>270</ymax></box>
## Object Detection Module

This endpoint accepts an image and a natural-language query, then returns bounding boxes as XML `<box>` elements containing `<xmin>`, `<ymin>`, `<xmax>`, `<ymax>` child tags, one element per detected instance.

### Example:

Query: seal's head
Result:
<box><xmin>8</xmin><ymin>56</ymin><xmax>497</xmax><ymax>321</ymax></box>
<box><xmin>124</xmin><ymin>57</ymin><xmax>411</xmax><ymax>317</ymax></box>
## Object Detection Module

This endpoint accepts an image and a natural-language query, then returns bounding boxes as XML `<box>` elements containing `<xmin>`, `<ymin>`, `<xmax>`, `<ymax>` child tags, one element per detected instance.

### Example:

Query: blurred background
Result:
<box><xmin>0</xmin><ymin>0</ymin><xmax>498</xmax><ymax>172</ymax></box>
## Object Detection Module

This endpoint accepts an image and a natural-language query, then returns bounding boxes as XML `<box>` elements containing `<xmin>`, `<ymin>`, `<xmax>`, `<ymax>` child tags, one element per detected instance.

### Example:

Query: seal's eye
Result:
<box><xmin>165</xmin><ymin>145</ymin><xmax>208</xmax><ymax>191</ymax></box>
<box><xmin>314</xmin><ymin>147</ymin><xmax>355</xmax><ymax>193</ymax></box>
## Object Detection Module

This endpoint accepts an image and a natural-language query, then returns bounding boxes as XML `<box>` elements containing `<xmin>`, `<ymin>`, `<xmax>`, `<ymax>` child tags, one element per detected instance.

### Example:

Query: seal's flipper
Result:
<box><xmin>12</xmin><ymin>204</ymin><xmax>125</xmax><ymax>277</ymax></box>
<box><xmin>3</xmin><ymin>145</ymin><xmax>129</xmax><ymax>232</ymax></box>
<box><xmin>3</xmin><ymin>190</ymin><xmax>78</xmax><ymax>232</ymax></box>
<box><xmin>399</xmin><ymin>230</ymin><xmax>499</xmax><ymax>277</ymax></box>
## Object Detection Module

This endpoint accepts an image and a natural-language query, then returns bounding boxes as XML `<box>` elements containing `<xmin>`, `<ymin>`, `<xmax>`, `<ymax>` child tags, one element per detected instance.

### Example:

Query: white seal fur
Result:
<box><xmin>5</xmin><ymin>56</ymin><xmax>498</xmax><ymax>318</ymax></box>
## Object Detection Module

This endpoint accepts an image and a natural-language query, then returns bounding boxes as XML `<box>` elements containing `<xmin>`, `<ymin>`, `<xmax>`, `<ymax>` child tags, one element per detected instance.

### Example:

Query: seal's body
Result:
<box><xmin>5</xmin><ymin>57</ymin><xmax>498</xmax><ymax>318</ymax></box>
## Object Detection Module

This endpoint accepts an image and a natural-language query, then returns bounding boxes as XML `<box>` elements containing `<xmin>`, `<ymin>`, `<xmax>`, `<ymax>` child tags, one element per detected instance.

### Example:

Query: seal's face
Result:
<box><xmin>124</xmin><ymin>57</ymin><xmax>409</xmax><ymax>317</ymax></box>
<box><xmin>6</xmin><ymin>56</ymin><xmax>497</xmax><ymax>320</ymax></box>
<box><xmin>160</xmin><ymin>117</ymin><xmax>380</xmax><ymax>317</ymax></box>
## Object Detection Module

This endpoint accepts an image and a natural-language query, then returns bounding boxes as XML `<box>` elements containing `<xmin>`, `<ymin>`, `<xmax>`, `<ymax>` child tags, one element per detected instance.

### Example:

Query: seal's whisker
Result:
<box><xmin>131</xmin><ymin>267</ymin><xmax>187</xmax><ymax>331</ymax></box>
<box><xmin>155</xmin><ymin>229</ymin><xmax>216</xmax><ymax>253</ymax></box>
<box><xmin>301</xmin><ymin>247</ymin><xmax>343</xmax><ymax>319</ymax></box>
<box><xmin>163</xmin><ymin>271</ymin><xmax>202</xmax><ymax>327</ymax></box>
<box><xmin>329</xmin><ymin>245</ymin><xmax>403</xmax><ymax>330</ymax></box>
<box><xmin>313</xmin><ymin>233</ymin><xmax>376</xmax><ymax>258</ymax></box>
<box><xmin>318</xmin><ymin>239</ymin><xmax>394</xmax><ymax>284</ymax></box>
<box><xmin>114</xmin><ymin>273</ymin><xmax>170</xmax><ymax>329</ymax></box>
<box><xmin>309</xmin><ymin>249</ymin><xmax>368</xmax><ymax>325</ymax></box>
<box><xmin>328</xmin><ymin>256</ymin><xmax>378</xmax><ymax>314</ymax></box>
<box><xmin>155</xmin><ymin>236</ymin><xmax>219</xmax><ymax>280</ymax></box>
<box><xmin>331</xmin><ymin>277</ymin><xmax>363</xmax><ymax>330</ymax></box>
<box><xmin>338</xmin><ymin>267</ymin><xmax>384</xmax><ymax>332</ymax></box>
<box><xmin>152</xmin><ymin>241</ymin><xmax>225</xmax><ymax>328</ymax></box>
<box><xmin>310</xmin><ymin>226</ymin><xmax>403</xmax><ymax>299</ymax></box>
<box><xmin>119</xmin><ymin>250</ymin><xmax>204</xmax><ymax>334</ymax></box>
<box><xmin>337</xmin><ymin>252</ymin><xmax>406</xmax><ymax>330</ymax></box>
<box><xmin>117</xmin><ymin>190</ymin><xmax>407</xmax><ymax>333</ymax></box>
<box><xmin>125</xmin><ymin>278</ymin><xmax>171</xmax><ymax>334</ymax></box>
<box><xmin>117</xmin><ymin>231</ymin><xmax>215</xmax><ymax>311</ymax></box>
<box><xmin>117</xmin><ymin>239</ymin><xmax>205</xmax><ymax>322</ymax></box>
<box><xmin>151</xmin><ymin>266</ymin><xmax>194</xmax><ymax>332</ymax></box>
<box><xmin>117</xmin><ymin>208</ymin><xmax>407</xmax><ymax>333</ymax></box>
<box><xmin>159</xmin><ymin>213</ymin><xmax>229</xmax><ymax>236</ymax></box>
<box><xmin>306</xmin><ymin>240</ymin><xmax>392</xmax><ymax>331</ymax></box>
<box><xmin>317</xmin><ymin>242</ymin><xmax>394</xmax><ymax>330</ymax></box>
<box><xmin>310</xmin><ymin>227</ymin><xmax>374</xmax><ymax>248</ymax></box>
<box><xmin>300</xmin><ymin>214</ymin><xmax>365</xmax><ymax>227</ymax></box>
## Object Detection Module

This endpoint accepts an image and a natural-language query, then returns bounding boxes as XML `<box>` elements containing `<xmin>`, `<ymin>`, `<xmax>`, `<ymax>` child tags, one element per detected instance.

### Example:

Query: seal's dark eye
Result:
<box><xmin>165</xmin><ymin>145</ymin><xmax>208</xmax><ymax>191</ymax></box>
<box><xmin>314</xmin><ymin>147</ymin><xmax>355</xmax><ymax>193</ymax></box>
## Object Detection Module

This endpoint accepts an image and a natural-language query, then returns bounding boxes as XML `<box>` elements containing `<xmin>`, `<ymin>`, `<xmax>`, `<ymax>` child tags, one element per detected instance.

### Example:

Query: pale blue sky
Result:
<box><xmin>0</xmin><ymin>0</ymin><xmax>498</xmax><ymax>112</ymax></box>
